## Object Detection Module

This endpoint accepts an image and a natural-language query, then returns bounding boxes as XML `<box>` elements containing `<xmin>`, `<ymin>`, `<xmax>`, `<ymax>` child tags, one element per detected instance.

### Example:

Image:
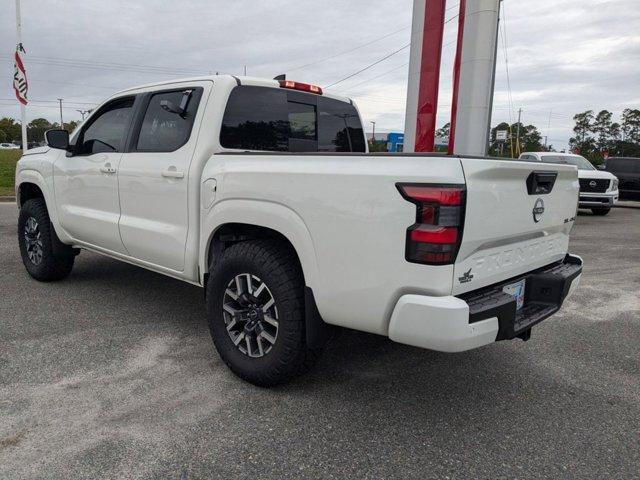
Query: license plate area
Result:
<box><xmin>503</xmin><ymin>279</ymin><xmax>526</xmax><ymax>311</ymax></box>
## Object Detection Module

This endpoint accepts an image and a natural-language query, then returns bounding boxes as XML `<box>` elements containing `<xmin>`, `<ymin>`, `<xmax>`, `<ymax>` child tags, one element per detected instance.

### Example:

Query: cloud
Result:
<box><xmin>1</xmin><ymin>0</ymin><xmax>638</xmax><ymax>149</ymax></box>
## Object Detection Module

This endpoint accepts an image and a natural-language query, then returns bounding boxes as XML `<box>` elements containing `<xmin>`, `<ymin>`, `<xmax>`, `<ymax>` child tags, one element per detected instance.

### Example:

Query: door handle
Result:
<box><xmin>162</xmin><ymin>167</ymin><xmax>184</xmax><ymax>179</ymax></box>
<box><xmin>100</xmin><ymin>163</ymin><xmax>116</xmax><ymax>174</ymax></box>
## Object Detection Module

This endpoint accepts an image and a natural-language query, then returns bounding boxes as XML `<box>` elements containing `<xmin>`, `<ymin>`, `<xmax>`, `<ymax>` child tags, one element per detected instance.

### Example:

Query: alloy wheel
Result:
<box><xmin>24</xmin><ymin>217</ymin><xmax>43</xmax><ymax>265</ymax></box>
<box><xmin>222</xmin><ymin>273</ymin><xmax>279</xmax><ymax>358</ymax></box>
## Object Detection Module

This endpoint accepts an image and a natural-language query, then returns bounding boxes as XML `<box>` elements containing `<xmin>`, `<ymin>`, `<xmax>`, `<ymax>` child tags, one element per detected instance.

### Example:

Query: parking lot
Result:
<box><xmin>0</xmin><ymin>202</ymin><xmax>638</xmax><ymax>479</ymax></box>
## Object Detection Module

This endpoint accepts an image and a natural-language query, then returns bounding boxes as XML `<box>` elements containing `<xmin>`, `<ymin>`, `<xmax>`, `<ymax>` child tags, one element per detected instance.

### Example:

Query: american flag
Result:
<box><xmin>13</xmin><ymin>43</ymin><xmax>28</xmax><ymax>106</ymax></box>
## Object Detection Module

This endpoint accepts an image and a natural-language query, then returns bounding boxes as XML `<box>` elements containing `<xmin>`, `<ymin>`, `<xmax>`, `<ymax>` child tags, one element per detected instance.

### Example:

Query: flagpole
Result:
<box><xmin>15</xmin><ymin>0</ymin><xmax>27</xmax><ymax>153</ymax></box>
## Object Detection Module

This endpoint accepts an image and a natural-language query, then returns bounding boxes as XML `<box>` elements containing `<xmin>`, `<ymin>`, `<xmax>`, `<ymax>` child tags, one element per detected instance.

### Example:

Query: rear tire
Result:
<box><xmin>18</xmin><ymin>198</ymin><xmax>75</xmax><ymax>281</ymax></box>
<box><xmin>206</xmin><ymin>239</ymin><xmax>322</xmax><ymax>387</ymax></box>
<box><xmin>591</xmin><ymin>207</ymin><xmax>611</xmax><ymax>216</ymax></box>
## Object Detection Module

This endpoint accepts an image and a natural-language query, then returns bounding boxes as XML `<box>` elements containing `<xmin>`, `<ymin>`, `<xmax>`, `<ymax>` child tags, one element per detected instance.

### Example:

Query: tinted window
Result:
<box><xmin>79</xmin><ymin>97</ymin><xmax>134</xmax><ymax>154</ymax></box>
<box><xmin>220</xmin><ymin>86</ymin><xmax>365</xmax><ymax>152</ymax></box>
<box><xmin>136</xmin><ymin>89</ymin><xmax>201</xmax><ymax>152</ymax></box>
<box><xmin>608</xmin><ymin>158</ymin><xmax>639</xmax><ymax>173</ymax></box>
<box><xmin>318</xmin><ymin>96</ymin><xmax>365</xmax><ymax>152</ymax></box>
<box><xmin>220</xmin><ymin>87</ymin><xmax>289</xmax><ymax>151</ymax></box>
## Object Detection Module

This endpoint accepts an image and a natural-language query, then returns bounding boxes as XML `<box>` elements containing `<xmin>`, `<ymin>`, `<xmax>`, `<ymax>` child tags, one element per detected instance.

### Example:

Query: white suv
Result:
<box><xmin>519</xmin><ymin>152</ymin><xmax>619</xmax><ymax>215</ymax></box>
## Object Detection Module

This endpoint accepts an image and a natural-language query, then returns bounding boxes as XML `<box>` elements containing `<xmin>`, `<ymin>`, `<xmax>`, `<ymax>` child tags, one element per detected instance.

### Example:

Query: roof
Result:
<box><xmin>114</xmin><ymin>74</ymin><xmax>352</xmax><ymax>104</ymax></box>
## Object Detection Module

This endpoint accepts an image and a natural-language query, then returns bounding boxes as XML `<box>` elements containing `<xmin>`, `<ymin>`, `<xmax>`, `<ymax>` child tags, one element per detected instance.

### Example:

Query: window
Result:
<box><xmin>220</xmin><ymin>86</ymin><xmax>365</xmax><ymax>153</ymax></box>
<box><xmin>136</xmin><ymin>89</ymin><xmax>201</xmax><ymax>152</ymax></box>
<box><xmin>541</xmin><ymin>155</ymin><xmax>595</xmax><ymax>170</ymax></box>
<box><xmin>318</xmin><ymin>96</ymin><xmax>365</xmax><ymax>152</ymax></box>
<box><xmin>78</xmin><ymin>97</ymin><xmax>134</xmax><ymax>154</ymax></box>
<box><xmin>220</xmin><ymin>87</ymin><xmax>289</xmax><ymax>151</ymax></box>
<box><xmin>609</xmin><ymin>158</ymin><xmax>639</xmax><ymax>173</ymax></box>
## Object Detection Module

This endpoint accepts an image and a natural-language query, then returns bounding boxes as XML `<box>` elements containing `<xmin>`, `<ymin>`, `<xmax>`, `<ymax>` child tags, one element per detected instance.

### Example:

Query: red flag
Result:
<box><xmin>13</xmin><ymin>43</ymin><xmax>28</xmax><ymax>106</ymax></box>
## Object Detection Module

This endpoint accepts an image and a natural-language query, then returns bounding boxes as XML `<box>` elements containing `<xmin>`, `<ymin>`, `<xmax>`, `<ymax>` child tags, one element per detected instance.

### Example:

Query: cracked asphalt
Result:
<box><xmin>1</xmin><ymin>203</ymin><xmax>639</xmax><ymax>479</ymax></box>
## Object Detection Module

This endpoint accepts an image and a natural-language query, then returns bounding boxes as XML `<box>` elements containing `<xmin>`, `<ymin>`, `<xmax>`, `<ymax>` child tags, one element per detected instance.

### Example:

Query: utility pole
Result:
<box><xmin>76</xmin><ymin>109</ymin><xmax>89</xmax><ymax>121</ymax></box>
<box><xmin>545</xmin><ymin>109</ymin><xmax>552</xmax><ymax>149</ymax></box>
<box><xmin>243</xmin><ymin>65</ymin><xmax>247</xmax><ymax>76</ymax></box>
<box><xmin>15</xmin><ymin>0</ymin><xmax>27</xmax><ymax>153</ymax></box>
<box><xmin>370</xmin><ymin>121</ymin><xmax>376</xmax><ymax>143</ymax></box>
<box><xmin>516</xmin><ymin>108</ymin><xmax>522</xmax><ymax>156</ymax></box>
<box><xmin>57</xmin><ymin>98</ymin><xmax>64</xmax><ymax>129</ymax></box>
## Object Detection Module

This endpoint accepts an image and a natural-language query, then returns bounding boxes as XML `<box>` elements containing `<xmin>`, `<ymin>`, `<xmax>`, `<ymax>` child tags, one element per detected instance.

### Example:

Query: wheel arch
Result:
<box><xmin>200</xmin><ymin>199</ymin><xmax>320</xmax><ymax>291</ymax></box>
<box><xmin>16</xmin><ymin>170</ymin><xmax>70</xmax><ymax>244</ymax></box>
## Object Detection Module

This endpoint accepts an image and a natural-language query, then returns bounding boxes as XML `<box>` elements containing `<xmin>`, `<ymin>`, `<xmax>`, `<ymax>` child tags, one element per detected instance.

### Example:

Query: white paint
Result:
<box><xmin>389</xmin><ymin>294</ymin><xmax>499</xmax><ymax>352</ymax></box>
<box><xmin>15</xmin><ymin>74</ymin><xmax>581</xmax><ymax>344</ymax></box>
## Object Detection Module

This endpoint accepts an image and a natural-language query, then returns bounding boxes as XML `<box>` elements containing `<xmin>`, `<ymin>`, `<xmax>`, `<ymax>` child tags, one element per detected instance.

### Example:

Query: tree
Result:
<box><xmin>0</xmin><ymin>117</ymin><xmax>21</xmax><ymax>143</ymax></box>
<box><xmin>435</xmin><ymin>123</ymin><xmax>450</xmax><ymax>139</ymax></box>
<box><xmin>593</xmin><ymin>110</ymin><xmax>613</xmax><ymax>152</ymax></box>
<box><xmin>27</xmin><ymin>118</ymin><xmax>53</xmax><ymax>145</ymax></box>
<box><xmin>621</xmin><ymin>108</ymin><xmax>640</xmax><ymax>143</ymax></box>
<box><xmin>569</xmin><ymin>110</ymin><xmax>596</xmax><ymax>156</ymax></box>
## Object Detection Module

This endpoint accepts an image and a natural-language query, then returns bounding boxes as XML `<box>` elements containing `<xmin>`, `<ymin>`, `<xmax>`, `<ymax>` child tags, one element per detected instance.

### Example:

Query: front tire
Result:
<box><xmin>18</xmin><ymin>198</ymin><xmax>75</xmax><ymax>281</ymax></box>
<box><xmin>591</xmin><ymin>207</ymin><xmax>611</xmax><ymax>216</ymax></box>
<box><xmin>206</xmin><ymin>240</ymin><xmax>321</xmax><ymax>386</ymax></box>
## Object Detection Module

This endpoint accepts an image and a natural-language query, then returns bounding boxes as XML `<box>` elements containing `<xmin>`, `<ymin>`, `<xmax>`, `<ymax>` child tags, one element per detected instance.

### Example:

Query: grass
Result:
<box><xmin>0</xmin><ymin>150</ymin><xmax>22</xmax><ymax>196</ymax></box>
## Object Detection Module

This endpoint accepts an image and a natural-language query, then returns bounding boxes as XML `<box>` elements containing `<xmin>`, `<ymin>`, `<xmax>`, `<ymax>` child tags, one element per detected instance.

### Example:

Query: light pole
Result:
<box><xmin>76</xmin><ymin>109</ymin><xmax>89</xmax><ymax>121</ymax></box>
<box><xmin>57</xmin><ymin>99</ymin><xmax>64</xmax><ymax>129</ymax></box>
<box><xmin>370</xmin><ymin>121</ymin><xmax>376</xmax><ymax>143</ymax></box>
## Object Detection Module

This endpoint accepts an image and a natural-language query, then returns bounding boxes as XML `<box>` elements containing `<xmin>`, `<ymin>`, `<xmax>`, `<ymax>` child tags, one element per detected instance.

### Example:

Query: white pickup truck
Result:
<box><xmin>15</xmin><ymin>75</ymin><xmax>583</xmax><ymax>386</ymax></box>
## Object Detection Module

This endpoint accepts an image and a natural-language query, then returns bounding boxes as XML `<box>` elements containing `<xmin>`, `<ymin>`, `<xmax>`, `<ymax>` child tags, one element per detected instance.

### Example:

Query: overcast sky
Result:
<box><xmin>1</xmin><ymin>0</ymin><xmax>639</xmax><ymax>149</ymax></box>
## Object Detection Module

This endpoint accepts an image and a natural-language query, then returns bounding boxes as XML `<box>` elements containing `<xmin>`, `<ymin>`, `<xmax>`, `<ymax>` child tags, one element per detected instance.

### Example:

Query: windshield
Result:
<box><xmin>541</xmin><ymin>155</ymin><xmax>595</xmax><ymax>170</ymax></box>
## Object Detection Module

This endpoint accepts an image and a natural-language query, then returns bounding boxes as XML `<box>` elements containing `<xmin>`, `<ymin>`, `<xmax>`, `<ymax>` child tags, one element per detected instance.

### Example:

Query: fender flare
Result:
<box><xmin>199</xmin><ymin>198</ymin><xmax>320</xmax><ymax>291</ymax></box>
<box><xmin>15</xmin><ymin>169</ymin><xmax>71</xmax><ymax>244</ymax></box>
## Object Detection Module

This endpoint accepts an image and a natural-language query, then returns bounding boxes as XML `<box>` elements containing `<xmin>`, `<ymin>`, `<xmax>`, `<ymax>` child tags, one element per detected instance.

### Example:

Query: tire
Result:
<box><xmin>18</xmin><ymin>198</ymin><xmax>75</xmax><ymax>281</ymax></box>
<box><xmin>591</xmin><ymin>207</ymin><xmax>611</xmax><ymax>216</ymax></box>
<box><xmin>206</xmin><ymin>239</ymin><xmax>322</xmax><ymax>387</ymax></box>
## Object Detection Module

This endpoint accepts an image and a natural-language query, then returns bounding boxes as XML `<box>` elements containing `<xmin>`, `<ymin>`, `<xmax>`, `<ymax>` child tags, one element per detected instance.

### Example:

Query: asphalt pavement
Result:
<box><xmin>1</xmin><ymin>203</ymin><xmax>639</xmax><ymax>479</ymax></box>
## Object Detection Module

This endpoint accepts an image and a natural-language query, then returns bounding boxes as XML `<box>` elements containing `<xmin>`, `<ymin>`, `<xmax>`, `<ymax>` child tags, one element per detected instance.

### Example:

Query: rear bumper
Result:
<box><xmin>579</xmin><ymin>191</ymin><xmax>618</xmax><ymax>207</ymax></box>
<box><xmin>388</xmin><ymin>254</ymin><xmax>583</xmax><ymax>352</ymax></box>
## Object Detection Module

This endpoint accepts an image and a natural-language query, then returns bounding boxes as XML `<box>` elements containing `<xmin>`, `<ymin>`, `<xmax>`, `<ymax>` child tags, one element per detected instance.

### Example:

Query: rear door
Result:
<box><xmin>117</xmin><ymin>85</ymin><xmax>205</xmax><ymax>272</ymax></box>
<box><xmin>453</xmin><ymin>158</ymin><xmax>578</xmax><ymax>294</ymax></box>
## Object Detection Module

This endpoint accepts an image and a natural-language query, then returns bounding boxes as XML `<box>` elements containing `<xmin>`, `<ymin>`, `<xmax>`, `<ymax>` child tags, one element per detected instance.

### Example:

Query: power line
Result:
<box><xmin>288</xmin><ymin>26</ymin><xmax>410</xmax><ymax>73</ymax></box>
<box><xmin>325</xmin><ymin>44</ymin><xmax>411</xmax><ymax>88</ymax></box>
<box><xmin>324</xmin><ymin>13</ymin><xmax>459</xmax><ymax>89</ymax></box>
<box><xmin>286</xmin><ymin>4</ymin><xmax>459</xmax><ymax>74</ymax></box>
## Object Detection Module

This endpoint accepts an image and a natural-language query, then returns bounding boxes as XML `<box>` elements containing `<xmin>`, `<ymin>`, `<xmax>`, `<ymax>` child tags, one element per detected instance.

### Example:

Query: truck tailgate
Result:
<box><xmin>453</xmin><ymin>158</ymin><xmax>579</xmax><ymax>295</ymax></box>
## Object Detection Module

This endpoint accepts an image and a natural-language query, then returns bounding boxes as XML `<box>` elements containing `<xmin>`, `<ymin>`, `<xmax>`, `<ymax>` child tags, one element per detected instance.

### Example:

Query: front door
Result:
<box><xmin>54</xmin><ymin>96</ymin><xmax>136</xmax><ymax>253</ymax></box>
<box><xmin>117</xmin><ymin>87</ymin><xmax>203</xmax><ymax>272</ymax></box>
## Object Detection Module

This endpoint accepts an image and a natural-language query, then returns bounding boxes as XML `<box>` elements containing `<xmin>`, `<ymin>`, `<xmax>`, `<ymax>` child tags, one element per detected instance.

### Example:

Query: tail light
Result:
<box><xmin>278</xmin><ymin>80</ymin><xmax>323</xmax><ymax>95</ymax></box>
<box><xmin>397</xmin><ymin>183</ymin><xmax>466</xmax><ymax>265</ymax></box>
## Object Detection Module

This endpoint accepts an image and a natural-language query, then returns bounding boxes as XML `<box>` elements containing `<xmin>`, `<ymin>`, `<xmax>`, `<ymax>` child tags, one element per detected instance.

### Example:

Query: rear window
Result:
<box><xmin>220</xmin><ymin>86</ymin><xmax>365</xmax><ymax>153</ymax></box>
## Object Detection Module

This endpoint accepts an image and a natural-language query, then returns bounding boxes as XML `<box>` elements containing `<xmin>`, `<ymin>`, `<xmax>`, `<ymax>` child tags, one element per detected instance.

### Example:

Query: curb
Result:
<box><xmin>0</xmin><ymin>196</ymin><xmax>16</xmax><ymax>203</ymax></box>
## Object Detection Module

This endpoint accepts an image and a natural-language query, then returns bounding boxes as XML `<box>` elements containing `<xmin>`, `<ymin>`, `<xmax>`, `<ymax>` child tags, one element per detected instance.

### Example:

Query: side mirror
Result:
<box><xmin>45</xmin><ymin>129</ymin><xmax>70</xmax><ymax>150</ymax></box>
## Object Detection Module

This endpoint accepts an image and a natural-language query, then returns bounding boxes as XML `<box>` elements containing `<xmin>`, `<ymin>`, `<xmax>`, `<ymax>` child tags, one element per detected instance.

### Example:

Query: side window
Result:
<box><xmin>78</xmin><ymin>97</ymin><xmax>134</xmax><ymax>154</ymax></box>
<box><xmin>220</xmin><ymin>86</ymin><xmax>289</xmax><ymax>151</ymax></box>
<box><xmin>136</xmin><ymin>89</ymin><xmax>201</xmax><ymax>152</ymax></box>
<box><xmin>318</xmin><ymin>97</ymin><xmax>365</xmax><ymax>152</ymax></box>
